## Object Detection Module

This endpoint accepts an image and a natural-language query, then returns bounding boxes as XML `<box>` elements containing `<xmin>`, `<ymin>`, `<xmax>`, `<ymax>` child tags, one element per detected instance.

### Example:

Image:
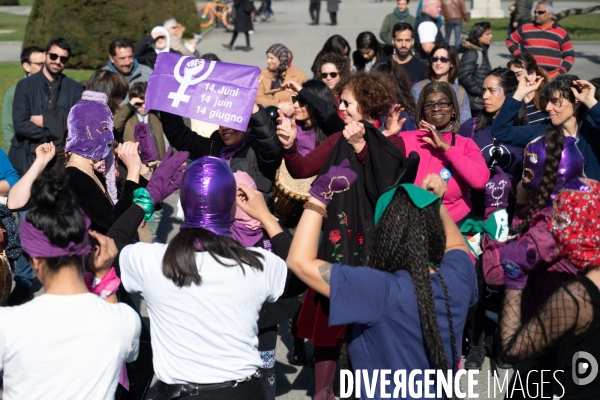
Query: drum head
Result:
<box><xmin>277</xmin><ymin>160</ymin><xmax>316</xmax><ymax>200</ymax></box>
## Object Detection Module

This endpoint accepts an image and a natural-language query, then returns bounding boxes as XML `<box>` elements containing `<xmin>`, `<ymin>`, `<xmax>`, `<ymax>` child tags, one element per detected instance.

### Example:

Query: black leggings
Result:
<box><xmin>230</xmin><ymin>32</ymin><xmax>250</xmax><ymax>47</ymax></box>
<box><xmin>258</xmin><ymin>326</ymin><xmax>278</xmax><ymax>400</ymax></box>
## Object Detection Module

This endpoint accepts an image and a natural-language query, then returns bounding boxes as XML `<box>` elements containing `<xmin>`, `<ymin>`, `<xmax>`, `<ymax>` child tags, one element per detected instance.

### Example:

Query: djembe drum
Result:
<box><xmin>271</xmin><ymin>160</ymin><xmax>316</xmax><ymax>219</ymax></box>
<box><xmin>0</xmin><ymin>250</ymin><xmax>11</xmax><ymax>305</ymax></box>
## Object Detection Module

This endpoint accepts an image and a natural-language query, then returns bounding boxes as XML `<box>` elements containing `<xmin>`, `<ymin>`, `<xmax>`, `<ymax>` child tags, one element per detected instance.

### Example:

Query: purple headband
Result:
<box><xmin>180</xmin><ymin>156</ymin><xmax>236</xmax><ymax>237</ymax></box>
<box><xmin>19</xmin><ymin>213</ymin><xmax>91</xmax><ymax>259</ymax></box>
<box><xmin>522</xmin><ymin>135</ymin><xmax>585</xmax><ymax>199</ymax></box>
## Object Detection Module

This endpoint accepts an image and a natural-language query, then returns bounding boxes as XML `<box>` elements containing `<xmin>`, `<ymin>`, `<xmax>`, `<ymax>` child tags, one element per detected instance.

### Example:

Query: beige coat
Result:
<box><xmin>114</xmin><ymin>105</ymin><xmax>166</xmax><ymax>159</ymax></box>
<box><xmin>255</xmin><ymin>66</ymin><xmax>308</xmax><ymax>107</ymax></box>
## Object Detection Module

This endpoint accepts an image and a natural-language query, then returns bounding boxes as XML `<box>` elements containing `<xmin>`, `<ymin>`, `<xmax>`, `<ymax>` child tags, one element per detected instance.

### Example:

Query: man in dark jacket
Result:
<box><xmin>415</xmin><ymin>0</ymin><xmax>445</xmax><ymax>59</ymax></box>
<box><xmin>10</xmin><ymin>37</ymin><xmax>83</xmax><ymax>177</ymax></box>
<box><xmin>161</xmin><ymin>105</ymin><xmax>283</xmax><ymax>202</ymax></box>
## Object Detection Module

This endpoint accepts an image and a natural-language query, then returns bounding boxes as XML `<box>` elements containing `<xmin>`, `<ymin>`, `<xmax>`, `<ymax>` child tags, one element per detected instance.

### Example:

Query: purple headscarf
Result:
<box><xmin>65</xmin><ymin>91</ymin><xmax>118</xmax><ymax>204</ymax></box>
<box><xmin>180</xmin><ymin>156</ymin><xmax>236</xmax><ymax>237</ymax></box>
<box><xmin>19</xmin><ymin>213</ymin><xmax>91</xmax><ymax>259</ymax></box>
<box><xmin>522</xmin><ymin>135</ymin><xmax>585</xmax><ymax>199</ymax></box>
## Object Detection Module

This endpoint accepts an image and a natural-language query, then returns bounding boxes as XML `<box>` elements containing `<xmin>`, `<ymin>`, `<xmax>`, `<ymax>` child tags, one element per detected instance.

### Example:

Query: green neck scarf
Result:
<box><xmin>374</xmin><ymin>184</ymin><xmax>440</xmax><ymax>226</ymax></box>
<box><xmin>394</xmin><ymin>8</ymin><xmax>410</xmax><ymax>19</ymax></box>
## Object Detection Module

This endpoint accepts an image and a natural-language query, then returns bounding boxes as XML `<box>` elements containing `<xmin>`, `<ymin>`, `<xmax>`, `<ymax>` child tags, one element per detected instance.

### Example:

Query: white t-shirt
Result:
<box><xmin>119</xmin><ymin>242</ymin><xmax>287</xmax><ymax>384</ymax></box>
<box><xmin>0</xmin><ymin>293</ymin><xmax>141</xmax><ymax>400</ymax></box>
<box><xmin>418</xmin><ymin>21</ymin><xmax>439</xmax><ymax>43</ymax></box>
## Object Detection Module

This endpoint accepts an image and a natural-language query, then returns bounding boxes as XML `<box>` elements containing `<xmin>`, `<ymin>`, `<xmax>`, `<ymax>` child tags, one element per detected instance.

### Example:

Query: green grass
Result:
<box><xmin>18</xmin><ymin>0</ymin><xmax>33</xmax><ymax>5</ymax></box>
<box><xmin>467</xmin><ymin>13</ymin><xmax>600</xmax><ymax>41</ymax></box>
<box><xmin>0</xmin><ymin>12</ymin><xmax>28</xmax><ymax>41</ymax></box>
<box><xmin>0</xmin><ymin>62</ymin><xmax>94</xmax><ymax>146</ymax></box>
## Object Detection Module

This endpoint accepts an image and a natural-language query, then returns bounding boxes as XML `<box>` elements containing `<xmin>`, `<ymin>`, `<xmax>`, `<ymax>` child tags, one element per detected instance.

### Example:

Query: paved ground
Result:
<box><xmin>3</xmin><ymin>0</ymin><xmax>597</xmax><ymax>398</ymax></box>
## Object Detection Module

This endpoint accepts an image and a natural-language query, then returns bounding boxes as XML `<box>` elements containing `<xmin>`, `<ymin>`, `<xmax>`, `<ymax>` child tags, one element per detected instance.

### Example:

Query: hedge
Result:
<box><xmin>23</xmin><ymin>0</ymin><xmax>200</xmax><ymax>69</ymax></box>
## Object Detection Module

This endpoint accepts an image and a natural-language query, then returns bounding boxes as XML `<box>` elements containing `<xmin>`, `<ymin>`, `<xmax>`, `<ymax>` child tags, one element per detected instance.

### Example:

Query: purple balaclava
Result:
<box><xmin>65</xmin><ymin>91</ymin><xmax>117</xmax><ymax>203</ymax></box>
<box><xmin>522</xmin><ymin>135</ymin><xmax>585</xmax><ymax>199</ymax></box>
<box><xmin>180</xmin><ymin>156</ymin><xmax>236</xmax><ymax>237</ymax></box>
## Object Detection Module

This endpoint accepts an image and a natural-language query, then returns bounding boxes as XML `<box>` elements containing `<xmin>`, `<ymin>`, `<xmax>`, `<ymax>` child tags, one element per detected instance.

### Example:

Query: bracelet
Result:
<box><xmin>303</xmin><ymin>202</ymin><xmax>328</xmax><ymax>218</ymax></box>
<box><xmin>133</xmin><ymin>187</ymin><xmax>155</xmax><ymax>222</ymax></box>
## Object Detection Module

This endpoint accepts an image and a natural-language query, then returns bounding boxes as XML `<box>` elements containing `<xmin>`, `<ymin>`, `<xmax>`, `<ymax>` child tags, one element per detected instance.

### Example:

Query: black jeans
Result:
<box><xmin>309</xmin><ymin>2</ymin><xmax>320</xmax><ymax>23</ymax></box>
<box><xmin>173</xmin><ymin>378</ymin><xmax>266</xmax><ymax>400</ymax></box>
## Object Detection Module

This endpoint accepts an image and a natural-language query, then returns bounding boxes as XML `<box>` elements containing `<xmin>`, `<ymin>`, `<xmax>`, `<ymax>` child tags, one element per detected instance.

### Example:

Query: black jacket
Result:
<box><xmin>134</xmin><ymin>35</ymin><xmax>182</xmax><ymax>70</ymax></box>
<box><xmin>415</xmin><ymin>12</ymin><xmax>445</xmax><ymax>59</ymax></box>
<box><xmin>458</xmin><ymin>38</ymin><xmax>492</xmax><ymax>113</ymax></box>
<box><xmin>161</xmin><ymin>106</ymin><xmax>283</xmax><ymax>201</ymax></box>
<box><xmin>10</xmin><ymin>70</ymin><xmax>83</xmax><ymax>176</ymax></box>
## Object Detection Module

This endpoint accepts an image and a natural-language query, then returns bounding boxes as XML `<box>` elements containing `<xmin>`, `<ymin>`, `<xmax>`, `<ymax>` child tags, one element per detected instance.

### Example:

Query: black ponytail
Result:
<box><xmin>162</xmin><ymin>228</ymin><xmax>265</xmax><ymax>287</ymax></box>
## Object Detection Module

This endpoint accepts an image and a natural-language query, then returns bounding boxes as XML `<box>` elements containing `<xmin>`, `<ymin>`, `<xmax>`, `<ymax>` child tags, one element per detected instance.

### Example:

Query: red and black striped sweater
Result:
<box><xmin>506</xmin><ymin>21</ymin><xmax>574</xmax><ymax>78</ymax></box>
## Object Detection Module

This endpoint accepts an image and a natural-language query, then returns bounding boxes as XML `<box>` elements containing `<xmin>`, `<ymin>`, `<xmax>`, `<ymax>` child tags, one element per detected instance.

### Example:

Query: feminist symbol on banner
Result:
<box><xmin>168</xmin><ymin>57</ymin><xmax>217</xmax><ymax>107</ymax></box>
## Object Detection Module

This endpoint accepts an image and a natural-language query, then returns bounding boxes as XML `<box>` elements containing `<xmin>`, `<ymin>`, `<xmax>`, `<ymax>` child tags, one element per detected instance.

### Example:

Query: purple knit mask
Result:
<box><xmin>65</xmin><ymin>91</ymin><xmax>118</xmax><ymax>204</ymax></box>
<box><xmin>180</xmin><ymin>156</ymin><xmax>236</xmax><ymax>237</ymax></box>
<box><xmin>522</xmin><ymin>135</ymin><xmax>584</xmax><ymax>199</ymax></box>
<box><xmin>65</xmin><ymin>91</ymin><xmax>114</xmax><ymax>161</ymax></box>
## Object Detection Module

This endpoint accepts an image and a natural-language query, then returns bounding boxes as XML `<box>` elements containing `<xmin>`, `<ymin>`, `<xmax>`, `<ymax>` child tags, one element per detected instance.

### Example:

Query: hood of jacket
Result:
<box><xmin>458</xmin><ymin>37</ymin><xmax>488</xmax><ymax>53</ymax></box>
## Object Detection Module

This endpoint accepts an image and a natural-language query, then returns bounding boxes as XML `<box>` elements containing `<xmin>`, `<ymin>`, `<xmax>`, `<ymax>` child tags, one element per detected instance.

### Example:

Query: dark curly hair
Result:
<box><xmin>333</xmin><ymin>72</ymin><xmax>395</xmax><ymax>121</ymax></box>
<box><xmin>314</xmin><ymin>52</ymin><xmax>351</xmax><ymax>83</ymax></box>
<box><xmin>426</xmin><ymin>43</ymin><xmax>460</xmax><ymax>83</ymax></box>
<box><xmin>371</xmin><ymin>60</ymin><xmax>417</xmax><ymax>116</ymax></box>
<box><xmin>540</xmin><ymin>74</ymin><xmax>586</xmax><ymax>123</ymax></box>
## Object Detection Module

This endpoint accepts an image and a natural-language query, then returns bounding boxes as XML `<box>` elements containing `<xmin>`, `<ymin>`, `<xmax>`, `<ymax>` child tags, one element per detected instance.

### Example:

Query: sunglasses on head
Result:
<box><xmin>48</xmin><ymin>52</ymin><xmax>69</xmax><ymax>64</ymax></box>
<box><xmin>320</xmin><ymin>72</ymin><xmax>339</xmax><ymax>79</ymax></box>
<box><xmin>535</xmin><ymin>10</ymin><xmax>547</xmax><ymax>14</ymax></box>
<box><xmin>291</xmin><ymin>95</ymin><xmax>307</xmax><ymax>107</ymax></box>
<box><xmin>430</xmin><ymin>56</ymin><xmax>450</xmax><ymax>63</ymax></box>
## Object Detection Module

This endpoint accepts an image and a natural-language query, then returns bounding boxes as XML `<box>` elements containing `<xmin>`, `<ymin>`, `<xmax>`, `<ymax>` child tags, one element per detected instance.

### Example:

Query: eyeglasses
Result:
<box><xmin>291</xmin><ymin>95</ymin><xmax>307</xmax><ymax>107</ymax></box>
<box><xmin>48</xmin><ymin>53</ymin><xmax>69</xmax><ymax>64</ymax></box>
<box><xmin>423</xmin><ymin>100</ymin><xmax>452</xmax><ymax>110</ymax></box>
<box><xmin>430</xmin><ymin>56</ymin><xmax>450</xmax><ymax>63</ymax></box>
<box><xmin>534</xmin><ymin>10</ymin><xmax>548</xmax><ymax>15</ymax></box>
<box><xmin>320</xmin><ymin>72</ymin><xmax>339</xmax><ymax>79</ymax></box>
<box><xmin>27</xmin><ymin>61</ymin><xmax>45</xmax><ymax>67</ymax></box>
<box><xmin>340</xmin><ymin>99</ymin><xmax>357</xmax><ymax>108</ymax></box>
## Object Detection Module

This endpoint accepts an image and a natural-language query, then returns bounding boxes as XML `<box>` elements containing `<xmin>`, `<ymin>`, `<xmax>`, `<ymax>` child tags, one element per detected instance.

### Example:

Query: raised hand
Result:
<box><xmin>145</xmin><ymin>147</ymin><xmax>189</xmax><ymax>204</ymax></box>
<box><xmin>513</xmin><ymin>75</ymin><xmax>544</xmax><ymax>102</ymax></box>
<box><xmin>342</xmin><ymin>121</ymin><xmax>366</xmax><ymax>153</ymax></box>
<box><xmin>87</xmin><ymin>230</ymin><xmax>118</xmax><ymax>278</ymax></box>
<box><xmin>309</xmin><ymin>159</ymin><xmax>358</xmax><ymax>206</ymax></box>
<box><xmin>117</xmin><ymin>142</ymin><xmax>142</xmax><ymax>174</ymax></box>
<box><xmin>384</xmin><ymin>104</ymin><xmax>406</xmax><ymax>137</ymax></box>
<box><xmin>280</xmin><ymin>81</ymin><xmax>302</xmax><ymax>94</ymax></box>
<box><xmin>421</xmin><ymin>173</ymin><xmax>447</xmax><ymax>197</ymax></box>
<box><xmin>133</xmin><ymin>122</ymin><xmax>159</xmax><ymax>165</ymax></box>
<box><xmin>236</xmin><ymin>183</ymin><xmax>271</xmax><ymax>223</ymax></box>
<box><xmin>420</xmin><ymin>120</ymin><xmax>450</xmax><ymax>152</ymax></box>
<box><xmin>571</xmin><ymin>79</ymin><xmax>598</xmax><ymax>109</ymax></box>
<box><xmin>276</xmin><ymin>109</ymin><xmax>297</xmax><ymax>149</ymax></box>
<box><xmin>35</xmin><ymin>142</ymin><xmax>56</xmax><ymax>166</ymax></box>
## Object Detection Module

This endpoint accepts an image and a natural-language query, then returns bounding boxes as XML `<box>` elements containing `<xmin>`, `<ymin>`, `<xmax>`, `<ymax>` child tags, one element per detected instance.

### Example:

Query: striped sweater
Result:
<box><xmin>506</xmin><ymin>22</ymin><xmax>574</xmax><ymax>77</ymax></box>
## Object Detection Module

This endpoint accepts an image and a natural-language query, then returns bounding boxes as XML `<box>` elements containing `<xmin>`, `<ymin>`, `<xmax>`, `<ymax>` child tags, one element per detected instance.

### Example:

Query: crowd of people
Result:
<box><xmin>0</xmin><ymin>0</ymin><xmax>599</xmax><ymax>399</ymax></box>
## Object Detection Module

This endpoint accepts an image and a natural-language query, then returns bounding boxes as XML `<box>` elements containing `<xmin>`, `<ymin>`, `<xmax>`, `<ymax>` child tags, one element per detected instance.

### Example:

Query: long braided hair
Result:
<box><xmin>519</xmin><ymin>126</ymin><xmax>565</xmax><ymax>232</ymax></box>
<box><xmin>367</xmin><ymin>188</ymin><xmax>458</xmax><ymax>371</ymax></box>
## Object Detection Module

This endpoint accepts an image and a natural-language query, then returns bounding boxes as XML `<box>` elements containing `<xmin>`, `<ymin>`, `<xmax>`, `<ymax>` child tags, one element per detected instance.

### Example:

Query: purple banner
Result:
<box><xmin>145</xmin><ymin>52</ymin><xmax>260</xmax><ymax>131</ymax></box>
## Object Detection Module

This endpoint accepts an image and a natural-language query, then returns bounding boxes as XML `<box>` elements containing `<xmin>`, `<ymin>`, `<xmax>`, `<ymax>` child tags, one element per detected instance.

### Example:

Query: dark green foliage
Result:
<box><xmin>23</xmin><ymin>0</ymin><xmax>200</xmax><ymax>69</ymax></box>
<box><xmin>0</xmin><ymin>0</ymin><xmax>19</xmax><ymax>5</ymax></box>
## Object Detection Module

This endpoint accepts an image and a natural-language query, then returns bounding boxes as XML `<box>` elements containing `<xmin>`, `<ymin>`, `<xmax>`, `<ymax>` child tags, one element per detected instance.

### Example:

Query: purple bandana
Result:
<box><xmin>180</xmin><ymin>157</ymin><xmax>236</xmax><ymax>237</ymax></box>
<box><xmin>19</xmin><ymin>214</ymin><xmax>91</xmax><ymax>258</ymax></box>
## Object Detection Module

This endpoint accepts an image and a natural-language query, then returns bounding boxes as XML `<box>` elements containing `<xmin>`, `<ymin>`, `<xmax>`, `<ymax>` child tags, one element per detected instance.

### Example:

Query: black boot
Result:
<box><xmin>464</xmin><ymin>345</ymin><xmax>486</xmax><ymax>370</ymax></box>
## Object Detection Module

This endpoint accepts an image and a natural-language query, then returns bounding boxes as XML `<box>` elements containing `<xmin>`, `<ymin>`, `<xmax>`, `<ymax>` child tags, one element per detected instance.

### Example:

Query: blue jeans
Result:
<box><xmin>444</xmin><ymin>20</ymin><xmax>462</xmax><ymax>48</ymax></box>
<box><xmin>264</xmin><ymin>0</ymin><xmax>272</xmax><ymax>19</ymax></box>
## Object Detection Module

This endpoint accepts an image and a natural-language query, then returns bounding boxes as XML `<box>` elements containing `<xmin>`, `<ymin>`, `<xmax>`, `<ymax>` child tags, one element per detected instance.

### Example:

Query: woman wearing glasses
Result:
<box><xmin>402</xmin><ymin>81</ymin><xmax>489</xmax><ymax>223</ymax></box>
<box><xmin>276</xmin><ymin>72</ymin><xmax>407</xmax><ymax>179</ymax></box>
<box><xmin>314</xmin><ymin>52</ymin><xmax>350</xmax><ymax>91</ymax></box>
<box><xmin>411</xmin><ymin>43</ymin><xmax>472</xmax><ymax>124</ymax></box>
<box><xmin>310</xmin><ymin>35</ymin><xmax>351</xmax><ymax>76</ymax></box>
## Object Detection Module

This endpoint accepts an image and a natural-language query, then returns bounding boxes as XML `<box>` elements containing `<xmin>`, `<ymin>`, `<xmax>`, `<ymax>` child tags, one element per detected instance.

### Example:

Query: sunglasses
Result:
<box><xmin>340</xmin><ymin>99</ymin><xmax>357</xmax><ymax>108</ymax></box>
<box><xmin>28</xmin><ymin>61</ymin><xmax>45</xmax><ymax>67</ymax></box>
<box><xmin>430</xmin><ymin>56</ymin><xmax>450</xmax><ymax>63</ymax></box>
<box><xmin>291</xmin><ymin>95</ymin><xmax>307</xmax><ymax>107</ymax></box>
<box><xmin>534</xmin><ymin>10</ymin><xmax>547</xmax><ymax>15</ymax></box>
<box><xmin>48</xmin><ymin>52</ymin><xmax>69</xmax><ymax>64</ymax></box>
<box><xmin>423</xmin><ymin>100</ymin><xmax>452</xmax><ymax>110</ymax></box>
<box><xmin>155</xmin><ymin>36</ymin><xmax>166</xmax><ymax>41</ymax></box>
<box><xmin>320</xmin><ymin>72</ymin><xmax>339</xmax><ymax>79</ymax></box>
<box><xmin>133</xmin><ymin>102</ymin><xmax>145</xmax><ymax>107</ymax></box>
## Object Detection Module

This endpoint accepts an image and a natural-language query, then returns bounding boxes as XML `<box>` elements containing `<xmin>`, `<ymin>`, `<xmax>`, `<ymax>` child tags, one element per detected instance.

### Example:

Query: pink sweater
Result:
<box><xmin>401</xmin><ymin>129</ymin><xmax>489</xmax><ymax>222</ymax></box>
